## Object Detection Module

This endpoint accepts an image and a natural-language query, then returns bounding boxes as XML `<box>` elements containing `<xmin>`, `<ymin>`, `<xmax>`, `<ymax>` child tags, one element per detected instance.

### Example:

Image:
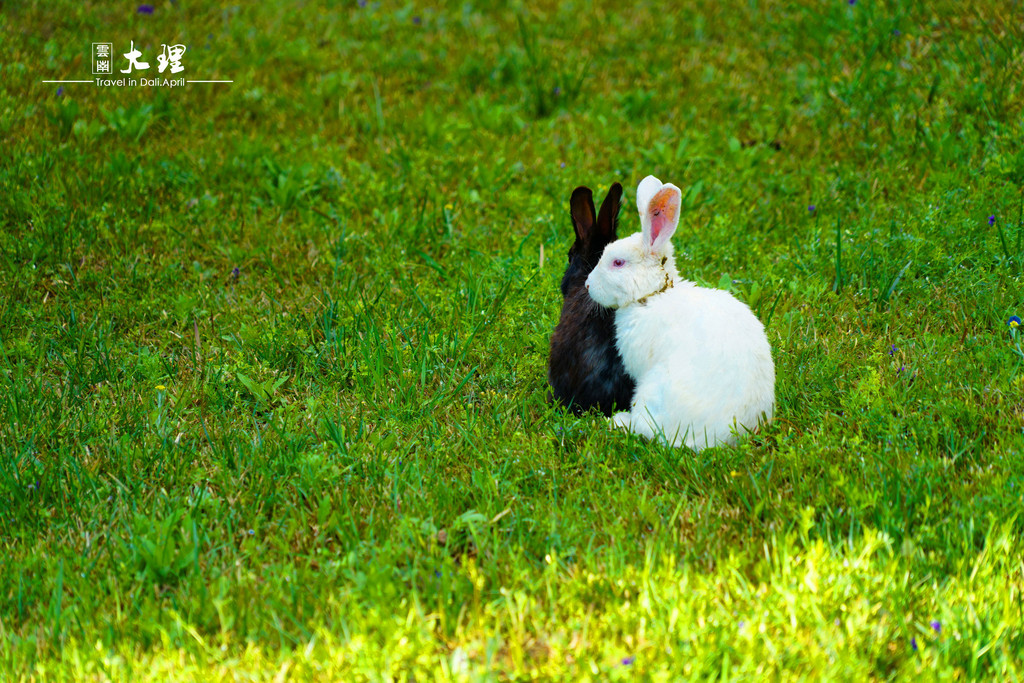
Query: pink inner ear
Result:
<box><xmin>648</xmin><ymin>188</ymin><xmax>679</xmax><ymax>247</ymax></box>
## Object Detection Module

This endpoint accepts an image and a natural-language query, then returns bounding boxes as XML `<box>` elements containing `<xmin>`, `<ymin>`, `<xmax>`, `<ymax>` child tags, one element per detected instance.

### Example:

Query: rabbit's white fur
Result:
<box><xmin>585</xmin><ymin>175</ymin><xmax>775</xmax><ymax>450</ymax></box>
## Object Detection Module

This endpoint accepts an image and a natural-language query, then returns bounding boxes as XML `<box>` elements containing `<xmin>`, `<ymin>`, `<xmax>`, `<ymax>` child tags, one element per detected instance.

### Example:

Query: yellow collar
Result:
<box><xmin>635</xmin><ymin>272</ymin><xmax>674</xmax><ymax>306</ymax></box>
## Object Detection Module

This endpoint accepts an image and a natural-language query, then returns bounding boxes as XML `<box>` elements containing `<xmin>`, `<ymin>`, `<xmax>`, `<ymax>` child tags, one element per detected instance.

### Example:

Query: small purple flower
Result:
<box><xmin>412</xmin><ymin>15</ymin><xmax>421</xmax><ymax>24</ymax></box>
<box><xmin>560</xmin><ymin>162</ymin><xmax>566</xmax><ymax>169</ymax></box>
<box><xmin>553</xmin><ymin>86</ymin><xmax>561</xmax><ymax>96</ymax></box>
<box><xmin>358</xmin><ymin>0</ymin><xmax>367</xmax><ymax>6</ymax></box>
<box><xmin>911</xmin><ymin>637</ymin><xmax>918</xmax><ymax>651</ymax></box>
<box><xmin>1008</xmin><ymin>315</ymin><xmax>1021</xmax><ymax>328</ymax></box>
<box><xmin>989</xmin><ymin>215</ymin><xmax>996</xmax><ymax>226</ymax></box>
<box><xmin>898</xmin><ymin>364</ymin><xmax>906</xmax><ymax>373</ymax></box>
<box><xmin>232</xmin><ymin>266</ymin><xmax>240</xmax><ymax>280</ymax></box>
<box><xmin>930</xmin><ymin>620</ymin><xmax>941</xmax><ymax>633</ymax></box>
<box><xmin>848</xmin><ymin>0</ymin><xmax>856</xmax><ymax>4</ymax></box>
<box><xmin>56</xmin><ymin>86</ymin><xmax>64</xmax><ymax>97</ymax></box>
<box><xmin>889</xmin><ymin>344</ymin><xmax>897</xmax><ymax>355</ymax></box>
<box><xmin>621</xmin><ymin>656</ymin><xmax>635</xmax><ymax>666</ymax></box>
<box><xmin>893</xmin><ymin>29</ymin><xmax>901</xmax><ymax>36</ymax></box>
<box><xmin>248</xmin><ymin>529</ymin><xmax>255</xmax><ymax>536</ymax></box>
<box><xmin>137</xmin><ymin>4</ymin><xmax>154</xmax><ymax>14</ymax></box>
<box><xmin>808</xmin><ymin>204</ymin><xmax>816</xmax><ymax>213</ymax></box>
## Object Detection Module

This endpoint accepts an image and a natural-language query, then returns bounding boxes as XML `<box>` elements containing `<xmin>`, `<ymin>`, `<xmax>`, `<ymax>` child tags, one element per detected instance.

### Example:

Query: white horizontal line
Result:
<box><xmin>43</xmin><ymin>79</ymin><xmax>233</xmax><ymax>84</ymax></box>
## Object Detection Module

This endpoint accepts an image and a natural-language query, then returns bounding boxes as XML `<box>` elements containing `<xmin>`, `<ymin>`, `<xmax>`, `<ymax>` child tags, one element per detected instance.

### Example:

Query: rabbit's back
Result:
<box><xmin>614</xmin><ymin>283</ymin><xmax>774</xmax><ymax>448</ymax></box>
<box><xmin>549</xmin><ymin>287</ymin><xmax>635</xmax><ymax>416</ymax></box>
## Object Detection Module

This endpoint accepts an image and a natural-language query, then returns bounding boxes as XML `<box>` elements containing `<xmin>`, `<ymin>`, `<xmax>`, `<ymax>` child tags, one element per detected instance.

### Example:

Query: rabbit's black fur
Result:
<box><xmin>548</xmin><ymin>183</ymin><xmax>635</xmax><ymax>416</ymax></box>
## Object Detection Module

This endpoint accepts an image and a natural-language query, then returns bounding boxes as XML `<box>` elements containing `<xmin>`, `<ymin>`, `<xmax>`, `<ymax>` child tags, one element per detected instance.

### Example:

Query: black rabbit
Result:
<box><xmin>548</xmin><ymin>182</ymin><xmax>636</xmax><ymax>416</ymax></box>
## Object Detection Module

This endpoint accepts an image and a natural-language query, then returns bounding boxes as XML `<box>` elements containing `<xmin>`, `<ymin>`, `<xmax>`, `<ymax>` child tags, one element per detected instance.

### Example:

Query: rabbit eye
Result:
<box><xmin>612</xmin><ymin>258</ymin><xmax>625</xmax><ymax>267</ymax></box>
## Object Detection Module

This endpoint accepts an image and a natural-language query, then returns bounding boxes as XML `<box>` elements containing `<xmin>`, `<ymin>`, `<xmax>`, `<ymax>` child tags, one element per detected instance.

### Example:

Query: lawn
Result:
<box><xmin>2</xmin><ymin>0</ymin><xmax>1024</xmax><ymax>679</ymax></box>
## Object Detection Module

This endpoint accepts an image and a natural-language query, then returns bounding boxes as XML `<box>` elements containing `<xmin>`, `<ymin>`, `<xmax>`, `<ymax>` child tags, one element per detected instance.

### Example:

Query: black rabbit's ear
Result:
<box><xmin>569</xmin><ymin>186</ymin><xmax>596</xmax><ymax>245</ymax></box>
<box><xmin>596</xmin><ymin>182</ymin><xmax>624</xmax><ymax>242</ymax></box>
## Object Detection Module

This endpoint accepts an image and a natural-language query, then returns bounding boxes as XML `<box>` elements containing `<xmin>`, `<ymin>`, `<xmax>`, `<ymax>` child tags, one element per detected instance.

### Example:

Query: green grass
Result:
<box><xmin>2</xmin><ymin>0</ymin><xmax>1024</xmax><ymax>679</ymax></box>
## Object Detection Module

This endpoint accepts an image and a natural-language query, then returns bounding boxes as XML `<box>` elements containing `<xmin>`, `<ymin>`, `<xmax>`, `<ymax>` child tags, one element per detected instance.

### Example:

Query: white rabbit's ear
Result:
<box><xmin>636</xmin><ymin>175</ymin><xmax>663</xmax><ymax>222</ymax></box>
<box><xmin>641</xmin><ymin>183</ymin><xmax>682</xmax><ymax>253</ymax></box>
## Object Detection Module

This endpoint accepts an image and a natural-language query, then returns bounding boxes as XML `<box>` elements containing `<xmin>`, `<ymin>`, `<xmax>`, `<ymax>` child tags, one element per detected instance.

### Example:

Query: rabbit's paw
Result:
<box><xmin>610</xmin><ymin>411</ymin><xmax>633</xmax><ymax>430</ymax></box>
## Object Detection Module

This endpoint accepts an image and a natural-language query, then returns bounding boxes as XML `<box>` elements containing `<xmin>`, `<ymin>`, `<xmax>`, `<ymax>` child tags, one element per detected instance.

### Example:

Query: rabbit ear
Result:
<box><xmin>636</xmin><ymin>175</ymin><xmax>663</xmax><ymax>219</ymax></box>
<box><xmin>639</xmin><ymin>180</ymin><xmax>682</xmax><ymax>253</ymax></box>
<box><xmin>569</xmin><ymin>186</ymin><xmax>597</xmax><ymax>246</ymax></box>
<box><xmin>595</xmin><ymin>182</ymin><xmax>624</xmax><ymax>243</ymax></box>
<box><xmin>637</xmin><ymin>175</ymin><xmax>664</xmax><ymax>248</ymax></box>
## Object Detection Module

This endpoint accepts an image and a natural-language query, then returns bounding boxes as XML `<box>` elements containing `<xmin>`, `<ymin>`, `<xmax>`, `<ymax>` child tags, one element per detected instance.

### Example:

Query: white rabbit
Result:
<box><xmin>584</xmin><ymin>175</ymin><xmax>775</xmax><ymax>450</ymax></box>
